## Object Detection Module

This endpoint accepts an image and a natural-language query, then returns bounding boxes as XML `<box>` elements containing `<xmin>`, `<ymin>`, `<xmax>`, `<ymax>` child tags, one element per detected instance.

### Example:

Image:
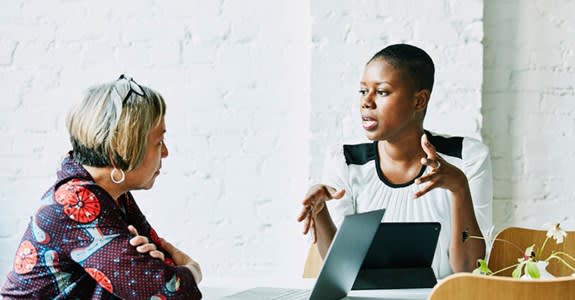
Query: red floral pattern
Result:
<box><xmin>1</xmin><ymin>155</ymin><xmax>202</xmax><ymax>299</ymax></box>
<box><xmin>54</xmin><ymin>179</ymin><xmax>90</xmax><ymax>205</ymax></box>
<box><xmin>85</xmin><ymin>268</ymin><xmax>113</xmax><ymax>293</ymax></box>
<box><xmin>14</xmin><ymin>240</ymin><xmax>37</xmax><ymax>274</ymax></box>
<box><xmin>55</xmin><ymin>180</ymin><xmax>101</xmax><ymax>223</ymax></box>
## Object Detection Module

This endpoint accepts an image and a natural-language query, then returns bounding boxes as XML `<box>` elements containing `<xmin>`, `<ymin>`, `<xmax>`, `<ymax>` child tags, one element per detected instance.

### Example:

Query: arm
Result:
<box><xmin>59</xmin><ymin>184</ymin><xmax>202</xmax><ymax>299</ymax></box>
<box><xmin>447</xmin><ymin>178</ymin><xmax>485</xmax><ymax>272</ymax></box>
<box><xmin>414</xmin><ymin>134</ymin><xmax>490</xmax><ymax>272</ymax></box>
<box><xmin>298</xmin><ymin>147</ymin><xmax>354</xmax><ymax>258</ymax></box>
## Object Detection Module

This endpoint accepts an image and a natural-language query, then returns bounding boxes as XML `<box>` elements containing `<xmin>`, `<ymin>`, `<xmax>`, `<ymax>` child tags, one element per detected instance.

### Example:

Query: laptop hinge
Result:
<box><xmin>351</xmin><ymin>267</ymin><xmax>437</xmax><ymax>290</ymax></box>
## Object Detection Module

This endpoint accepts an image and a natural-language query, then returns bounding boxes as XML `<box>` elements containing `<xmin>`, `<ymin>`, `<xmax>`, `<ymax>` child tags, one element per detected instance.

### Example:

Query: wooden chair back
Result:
<box><xmin>302</xmin><ymin>244</ymin><xmax>322</xmax><ymax>278</ymax></box>
<box><xmin>488</xmin><ymin>226</ymin><xmax>575</xmax><ymax>277</ymax></box>
<box><xmin>428</xmin><ymin>273</ymin><xmax>575</xmax><ymax>300</ymax></box>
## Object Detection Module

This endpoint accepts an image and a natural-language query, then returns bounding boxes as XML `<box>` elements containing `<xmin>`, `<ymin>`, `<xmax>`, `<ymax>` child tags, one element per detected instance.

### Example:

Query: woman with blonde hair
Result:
<box><xmin>1</xmin><ymin>75</ymin><xmax>202</xmax><ymax>299</ymax></box>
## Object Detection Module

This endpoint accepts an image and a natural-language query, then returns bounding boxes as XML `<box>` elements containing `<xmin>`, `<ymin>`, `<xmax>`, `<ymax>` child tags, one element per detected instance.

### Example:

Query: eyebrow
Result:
<box><xmin>360</xmin><ymin>81</ymin><xmax>393</xmax><ymax>87</ymax></box>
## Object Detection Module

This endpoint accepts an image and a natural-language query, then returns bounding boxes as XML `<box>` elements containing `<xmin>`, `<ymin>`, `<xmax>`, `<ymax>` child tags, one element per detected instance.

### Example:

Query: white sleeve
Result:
<box><xmin>321</xmin><ymin>146</ymin><xmax>355</xmax><ymax>229</ymax></box>
<box><xmin>462</xmin><ymin>137</ymin><xmax>493</xmax><ymax>239</ymax></box>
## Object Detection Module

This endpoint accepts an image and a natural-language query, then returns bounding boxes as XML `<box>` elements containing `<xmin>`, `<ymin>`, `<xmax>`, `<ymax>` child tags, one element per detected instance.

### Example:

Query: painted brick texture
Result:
<box><xmin>483</xmin><ymin>0</ymin><xmax>575</xmax><ymax>231</ymax></box>
<box><xmin>2</xmin><ymin>0</ymin><xmax>572</xmax><ymax>285</ymax></box>
<box><xmin>0</xmin><ymin>0</ymin><xmax>310</xmax><ymax>281</ymax></box>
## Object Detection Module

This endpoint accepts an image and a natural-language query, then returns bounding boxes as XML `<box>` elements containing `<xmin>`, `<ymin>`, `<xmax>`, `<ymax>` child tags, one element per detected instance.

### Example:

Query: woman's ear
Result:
<box><xmin>414</xmin><ymin>89</ymin><xmax>430</xmax><ymax>112</ymax></box>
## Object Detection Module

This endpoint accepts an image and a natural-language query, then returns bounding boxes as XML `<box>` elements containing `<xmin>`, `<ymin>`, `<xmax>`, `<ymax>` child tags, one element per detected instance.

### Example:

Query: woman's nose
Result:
<box><xmin>361</xmin><ymin>92</ymin><xmax>375</xmax><ymax>109</ymax></box>
<box><xmin>161</xmin><ymin>142</ymin><xmax>169</xmax><ymax>158</ymax></box>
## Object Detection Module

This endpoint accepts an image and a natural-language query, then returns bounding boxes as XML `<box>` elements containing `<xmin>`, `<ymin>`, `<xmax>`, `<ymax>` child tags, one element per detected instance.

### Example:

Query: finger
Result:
<box><xmin>413</xmin><ymin>182</ymin><xmax>437</xmax><ymax>199</ymax></box>
<box><xmin>311</xmin><ymin>218</ymin><xmax>317</xmax><ymax>244</ymax></box>
<box><xmin>136</xmin><ymin>243</ymin><xmax>157</xmax><ymax>253</ymax></box>
<box><xmin>415</xmin><ymin>172</ymin><xmax>438</xmax><ymax>185</ymax></box>
<box><xmin>128</xmin><ymin>225</ymin><xmax>139</xmax><ymax>236</ymax></box>
<box><xmin>302</xmin><ymin>190</ymin><xmax>324</xmax><ymax>206</ymax></box>
<box><xmin>325</xmin><ymin>186</ymin><xmax>346</xmax><ymax>200</ymax></box>
<box><xmin>420</xmin><ymin>156</ymin><xmax>442</xmax><ymax>170</ymax></box>
<box><xmin>297</xmin><ymin>205</ymin><xmax>310</xmax><ymax>222</ymax></box>
<box><xmin>302</xmin><ymin>185</ymin><xmax>344</xmax><ymax>206</ymax></box>
<box><xmin>149</xmin><ymin>250</ymin><xmax>165</xmax><ymax>261</ymax></box>
<box><xmin>130</xmin><ymin>235</ymin><xmax>149</xmax><ymax>246</ymax></box>
<box><xmin>303</xmin><ymin>211</ymin><xmax>312</xmax><ymax>234</ymax></box>
<box><xmin>421</xmin><ymin>134</ymin><xmax>437</xmax><ymax>159</ymax></box>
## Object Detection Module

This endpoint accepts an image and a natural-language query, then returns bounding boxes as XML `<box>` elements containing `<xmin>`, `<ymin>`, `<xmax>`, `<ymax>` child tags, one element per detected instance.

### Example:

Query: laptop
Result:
<box><xmin>219</xmin><ymin>209</ymin><xmax>386</xmax><ymax>300</ymax></box>
<box><xmin>352</xmin><ymin>222</ymin><xmax>441</xmax><ymax>290</ymax></box>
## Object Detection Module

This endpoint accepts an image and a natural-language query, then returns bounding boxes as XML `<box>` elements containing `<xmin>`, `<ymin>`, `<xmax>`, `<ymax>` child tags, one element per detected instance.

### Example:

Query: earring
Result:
<box><xmin>110</xmin><ymin>168</ymin><xmax>125</xmax><ymax>184</ymax></box>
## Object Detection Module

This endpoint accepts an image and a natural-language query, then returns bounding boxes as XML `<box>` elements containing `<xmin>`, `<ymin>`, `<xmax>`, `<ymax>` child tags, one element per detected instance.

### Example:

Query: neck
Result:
<box><xmin>83</xmin><ymin>165</ymin><xmax>128</xmax><ymax>203</ymax></box>
<box><xmin>378</xmin><ymin>127</ymin><xmax>426</xmax><ymax>164</ymax></box>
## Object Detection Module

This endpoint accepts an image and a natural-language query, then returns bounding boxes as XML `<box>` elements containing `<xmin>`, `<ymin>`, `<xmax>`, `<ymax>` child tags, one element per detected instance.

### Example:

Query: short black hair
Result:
<box><xmin>368</xmin><ymin>44</ymin><xmax>435</xmax><ymax>93</ymax></box>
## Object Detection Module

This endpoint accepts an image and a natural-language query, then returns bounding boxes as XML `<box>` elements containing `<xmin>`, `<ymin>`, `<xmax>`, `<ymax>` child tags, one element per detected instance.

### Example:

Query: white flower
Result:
<box><xmin>544</xmin><ymin>223</ymin><xmax>567</xmax><ymax>244</ymax></box>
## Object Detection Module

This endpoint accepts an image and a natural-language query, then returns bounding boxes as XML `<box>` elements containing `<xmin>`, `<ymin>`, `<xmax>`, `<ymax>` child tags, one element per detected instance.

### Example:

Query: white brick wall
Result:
<box><xmin>484</xmin><ymin>0</ymin><xmax>575</xmax><ymax>231</ymax></box>
<box><xmin>0</xmin><ymin>0</ymin><xmax>311</xmax><ymax>281</ymax></box>
<box><xmin>1</xmin><ymin>0</ymin><xmax>572</xmax><ymax>286</ymax></box>
<box><xmin>310</xmin><ymin>0</ymin><xmax>484</xmax><ymax>182</ymax></box>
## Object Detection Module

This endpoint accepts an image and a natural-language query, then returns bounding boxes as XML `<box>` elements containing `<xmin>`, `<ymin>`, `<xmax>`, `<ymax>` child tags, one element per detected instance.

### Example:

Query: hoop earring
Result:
<box><xmin>110</xmin><ymin>168</ymin><xmax>125</xmax><ymax>184</ymax></box>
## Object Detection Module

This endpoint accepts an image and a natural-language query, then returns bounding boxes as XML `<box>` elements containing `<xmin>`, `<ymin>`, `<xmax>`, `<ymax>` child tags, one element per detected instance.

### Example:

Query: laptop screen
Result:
<box><xmin>352</xmin><ymin>222</ymin><xmax>441</xmax><ymax>290</ymax></box>
<box><xmin>362</xmin><ymin>222</ymin><xmax>441</xmax><ymax>268</ymax></box>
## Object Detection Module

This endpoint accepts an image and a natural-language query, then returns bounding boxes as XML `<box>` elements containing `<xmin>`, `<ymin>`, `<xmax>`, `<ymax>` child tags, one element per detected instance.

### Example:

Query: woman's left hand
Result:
<box><xmin>413</xmin><ymin>134</ymin><xmax>468</xmax><ymax>198</ymax></box>
<box><xmin>128</xmin><ymin>225</ymin><xmax>165</xmax><ymax>261</ymax></box>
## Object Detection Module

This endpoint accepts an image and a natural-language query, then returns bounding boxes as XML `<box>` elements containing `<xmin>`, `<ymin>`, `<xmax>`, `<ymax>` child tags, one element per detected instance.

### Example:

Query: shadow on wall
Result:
<box><xmin>482</xmin><ymin>0</ymin><xmax>575</xmax><ymax>230</ymax></box>
<box><xmin>482</xmin><ymin>0</ymin><xmax>522</xmax><ymax>231</ymax></box>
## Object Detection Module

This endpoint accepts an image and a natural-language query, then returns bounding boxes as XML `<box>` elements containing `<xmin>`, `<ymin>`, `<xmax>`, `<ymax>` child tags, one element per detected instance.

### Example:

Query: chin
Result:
<box><xmin>143</xmin><ymin>181</ymin><xmax>156</xmax><ymax>190</ymax></box>
<box><xmin>364</xmin><ymin>131</ymin><xmax>382</xmax><ymax>141</ymax></box>
<box><xmin>134</xmin><ymin>180</ymin><xmax>157</xmax><ymax>191</ymax></box>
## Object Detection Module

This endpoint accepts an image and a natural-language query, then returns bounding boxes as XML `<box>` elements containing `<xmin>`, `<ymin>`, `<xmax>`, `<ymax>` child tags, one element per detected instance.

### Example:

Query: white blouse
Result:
<box><xmin>323</xmin><ymin>131</ymin><xmax>493</xmax><ymax>278</ymax></box>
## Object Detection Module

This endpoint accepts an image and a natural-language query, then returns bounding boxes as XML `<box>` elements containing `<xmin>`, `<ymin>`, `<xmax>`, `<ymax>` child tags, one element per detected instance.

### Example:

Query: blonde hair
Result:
<box><xmin>66</xmin><ymin>76</ymin><xmax>166</xmax><ymax>171</ymax></box>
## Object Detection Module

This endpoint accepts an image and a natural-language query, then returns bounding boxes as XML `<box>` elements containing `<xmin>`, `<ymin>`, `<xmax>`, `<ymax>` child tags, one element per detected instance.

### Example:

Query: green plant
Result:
<box><xmin>463</xmin><ymin>223</ymin><xmax>575</xmax><ymax>279</ymax></box>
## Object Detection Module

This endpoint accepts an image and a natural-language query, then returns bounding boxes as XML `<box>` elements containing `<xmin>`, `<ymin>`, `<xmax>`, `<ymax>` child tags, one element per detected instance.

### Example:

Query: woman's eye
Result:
<box><xmin>358</xmin><ymin>89</ymin><xmax>368</xmax><ymax>96</ymax></box>
<box><xmin>376</xmin><ymin>90</ymin><xmax>388</xmax><ymax>96</ymax></box>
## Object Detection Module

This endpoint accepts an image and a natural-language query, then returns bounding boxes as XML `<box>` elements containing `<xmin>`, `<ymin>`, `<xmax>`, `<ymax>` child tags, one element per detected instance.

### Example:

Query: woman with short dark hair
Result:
<box><xmin>298</xmin><ymin>44</ymin><xmax>493</xmax><ymax>277</ymax></box>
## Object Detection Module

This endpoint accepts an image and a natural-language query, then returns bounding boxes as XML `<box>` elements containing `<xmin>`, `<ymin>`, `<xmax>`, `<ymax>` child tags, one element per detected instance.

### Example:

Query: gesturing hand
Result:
<box><xmin>128</xmin><ymin>225</ymin><xmax>165</xmax><ymax>261</ymax></box>
<box><xmin>297</xmin><ymin>184</ymin><xmax>345</xmax><ymax>243</ymax></box>
<box><xmin>414</xmin><ymin>134</ymin><xmax>468</xmax><ymax>199</ymax></box>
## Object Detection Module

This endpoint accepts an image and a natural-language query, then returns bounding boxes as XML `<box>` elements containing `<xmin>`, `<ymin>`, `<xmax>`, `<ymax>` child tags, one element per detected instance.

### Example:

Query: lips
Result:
<box><xmin>361</xmin><ymin>115</ymin><xmax>378</xmax><ymax>131</ymax></box>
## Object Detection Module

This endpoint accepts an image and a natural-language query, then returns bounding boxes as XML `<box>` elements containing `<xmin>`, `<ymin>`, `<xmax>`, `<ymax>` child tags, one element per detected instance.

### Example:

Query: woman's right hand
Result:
<box><xmin>128</xmin><ymin>225</ymin><xmax>165</xmax><ymax>261</ymax></box>
<box><xmin>160</xmin><ymin>238</ymin><xmax>202</xmax><ymax>284</ymax></box>
<box><xmin>296</xmin><ymin>184</ymin><xmax>345</xmax><ymax>243</ymax></box>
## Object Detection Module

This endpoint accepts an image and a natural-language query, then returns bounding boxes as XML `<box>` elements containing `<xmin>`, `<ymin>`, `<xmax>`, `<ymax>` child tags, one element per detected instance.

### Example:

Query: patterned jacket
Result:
<box><xmin>1</xmin><ymin>153</ymin><xmax>202</xmax><ymax>299</ymax></box>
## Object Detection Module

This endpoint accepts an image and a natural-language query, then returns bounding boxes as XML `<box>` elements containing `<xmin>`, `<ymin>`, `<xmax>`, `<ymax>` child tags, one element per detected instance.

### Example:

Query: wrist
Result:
<box><xmin>185</xmin><ymin>261</ymin><xmax>202</xmax><ymax>284</ymax></box>
<box><xmin>315</xmin><ymin>205</ymin><xmax>331</xmax><ymax>223</ymax></box>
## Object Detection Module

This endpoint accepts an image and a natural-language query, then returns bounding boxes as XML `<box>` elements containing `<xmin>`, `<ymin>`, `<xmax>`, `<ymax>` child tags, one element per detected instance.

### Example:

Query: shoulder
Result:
<box><xmin>342</xmin><ymin>142</ymin><xmax>377</xmax><ymax>165</ymax></box>
<box><xmin>54</xmin><ymin>179</ymin><xmax>104</xmax><ymax>224</ymax></box>
<box><xmin>426</xmin><ymin>131</ymin><xmax>489</xmax><ymax>162</ymax></box>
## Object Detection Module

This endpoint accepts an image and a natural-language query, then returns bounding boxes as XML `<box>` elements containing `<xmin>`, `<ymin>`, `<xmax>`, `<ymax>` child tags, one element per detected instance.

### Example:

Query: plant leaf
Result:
<box><xmin>472</xmin><ymin>259</ymin><xmax>492</xmax><ymax>275</ymax></box>
<box><xmin>512</xmin><ymin>262</ymin><xmax>524</xmax><ymax>279</ymax></box>
<box><xmin>525</xmin><ymin>261</ymin><xmax>540</xmax><ymax>279</ymax></box>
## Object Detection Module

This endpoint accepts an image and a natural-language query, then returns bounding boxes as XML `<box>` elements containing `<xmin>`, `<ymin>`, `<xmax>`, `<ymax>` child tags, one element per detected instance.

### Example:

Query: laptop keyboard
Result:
<box><xmin>267</xmin><ymin>288</ymin><xmax>311</xmax><ymax>300</ymax></box>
